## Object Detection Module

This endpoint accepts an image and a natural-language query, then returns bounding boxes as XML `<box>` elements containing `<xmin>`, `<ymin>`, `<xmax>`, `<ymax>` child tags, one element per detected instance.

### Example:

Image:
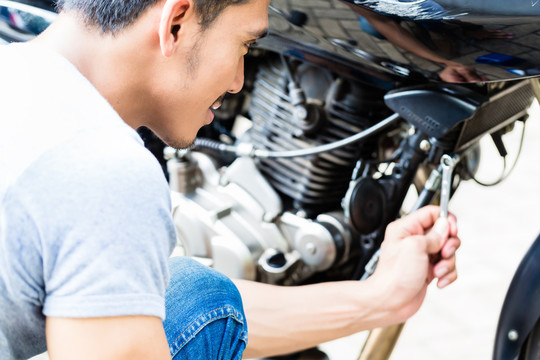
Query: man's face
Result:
<box><xmin>148</xmin><ymin>0</ymin><xmax>269</xmax><ymax>149</ymax></box>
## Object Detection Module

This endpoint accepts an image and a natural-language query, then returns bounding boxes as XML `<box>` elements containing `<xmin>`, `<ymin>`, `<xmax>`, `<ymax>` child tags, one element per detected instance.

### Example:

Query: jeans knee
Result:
<box><xmin>164</xmin><ymin>257</ymin><xmax>247</xmax><ymax>359</ymax></box>
<box><xmin>166</xmin><ymin>256</ymin><xmax>244</xmax><ymax>312</ymax></box>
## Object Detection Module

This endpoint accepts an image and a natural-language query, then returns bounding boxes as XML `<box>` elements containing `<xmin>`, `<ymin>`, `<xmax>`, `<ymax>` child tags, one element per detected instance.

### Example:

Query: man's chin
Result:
<box><xmin>166</xmin><ymin>137</ymin><xmax>196</xmax><ymax>150</ymax></box>
<box><xmin>157</xmin><ymin>132</ymin><xmax>196</xmax><ymax>150</ymax></box>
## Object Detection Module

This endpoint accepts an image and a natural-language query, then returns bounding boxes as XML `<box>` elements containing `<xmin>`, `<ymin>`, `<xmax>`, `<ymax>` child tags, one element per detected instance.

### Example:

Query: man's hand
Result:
<box><xmin>367</xmin><ymin>205</ymin><xmax>460</xmax><ymax>322</ymax></box>
<box><xmin>439</xmin><ymin>61</ymin><xmax>488</xmax><ymax>83</ymax></box>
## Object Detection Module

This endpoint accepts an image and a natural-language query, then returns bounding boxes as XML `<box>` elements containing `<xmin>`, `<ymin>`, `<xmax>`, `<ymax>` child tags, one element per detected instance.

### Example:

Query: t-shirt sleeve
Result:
<box><xmin>14</xmin><ymin>130</ymin><xmax>176</xmax><ymax>320</ymax></box>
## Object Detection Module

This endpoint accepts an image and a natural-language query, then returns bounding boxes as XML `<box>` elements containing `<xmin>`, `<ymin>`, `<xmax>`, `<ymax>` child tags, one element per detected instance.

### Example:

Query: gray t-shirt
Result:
<box><xmin>0</xmin><ymin>43</ymin><xmax>176</xmax><ymax>359</ymax></box>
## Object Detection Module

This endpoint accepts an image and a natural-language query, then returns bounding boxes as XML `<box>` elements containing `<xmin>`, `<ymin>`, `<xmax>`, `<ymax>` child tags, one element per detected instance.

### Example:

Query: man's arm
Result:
<box><xmin>236</xmin><ymin>278</ymin><xmax>394</xmax><ymax>358</ymax></box>
<box><xmin>46</xmin><ymin>316</ymin><xmax>171</xmax><ymax>360</ymax></box>
<box><xmin>238</xmin><ymin>206</ymin><xmax>460</xmax><ymax>359</ymax></box>
<box><xmin>348</xmin><ymin>4</ymin><xmax>486</xmax><ymax>82</ymax></box>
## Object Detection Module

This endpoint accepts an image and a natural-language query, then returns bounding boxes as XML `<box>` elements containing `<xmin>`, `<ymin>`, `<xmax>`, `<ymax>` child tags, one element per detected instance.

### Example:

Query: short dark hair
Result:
<box><xmin>55</xmin><ymin>0</ymin><xmax>249</xmax><ymax>34</ymax></box>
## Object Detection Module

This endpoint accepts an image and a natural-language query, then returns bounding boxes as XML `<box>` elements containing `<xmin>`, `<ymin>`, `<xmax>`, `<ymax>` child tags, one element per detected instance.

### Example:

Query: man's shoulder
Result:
<box><xmin>0</xmin><ymin>42</ymin><xmax>154</xmax><ymax>197</ymax></box>
<box><xmin>54</xmin><ymin>126</ymin><xmax>167</xmax><ymax>193</ymax></box>
<box><xmin>19</xmin><ymin>128</ymin><xmax>168</xmax><ymax>203</ymax></box>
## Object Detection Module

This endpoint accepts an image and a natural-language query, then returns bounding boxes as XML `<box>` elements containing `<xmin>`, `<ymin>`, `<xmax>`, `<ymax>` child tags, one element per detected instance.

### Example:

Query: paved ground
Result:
<box><xmin>318</xmin><ymin>101</ymin><xmax>540</xmax><ymax>359</ymax></box>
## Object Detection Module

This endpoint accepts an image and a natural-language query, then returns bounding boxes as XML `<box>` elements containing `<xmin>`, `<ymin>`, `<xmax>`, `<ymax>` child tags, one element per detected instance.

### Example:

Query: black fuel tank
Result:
<box><xmin>263</xmin><ymin>0</ymin><xmax>540</xmax><ymax>84</ymax></box>
<box><xmin>4</xmin><ymin>0</ymin><xmax>540</xmax><ymax>84</ymax></box>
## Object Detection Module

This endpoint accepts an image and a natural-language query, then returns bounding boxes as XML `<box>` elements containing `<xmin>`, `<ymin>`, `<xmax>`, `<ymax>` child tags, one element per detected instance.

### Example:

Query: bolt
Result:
<box><xmin>508</xmin><ymin>330</ymin><xmax>519</xmax><ymax>341</ymax></box>
<box><xmin>419</xmin><ymin>139</ymin><xmax>431</xmax><ymax>152</ymax></box>
<box><xmin>295</xmin><ymin>107</ymin><xmax>308</xmax><ymax>120</ymax></box>
<box><xmin>305</xmin><ymin>242</ymin><xmax>316</xmax><ymax>255</ymax></box>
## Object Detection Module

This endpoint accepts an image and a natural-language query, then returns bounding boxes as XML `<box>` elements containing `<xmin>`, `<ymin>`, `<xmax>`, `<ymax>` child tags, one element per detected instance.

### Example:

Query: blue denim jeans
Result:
<box><xmin>163</xmin><ymin>257</ymin><xmax>248</xmax><ymax>359</ymax></box>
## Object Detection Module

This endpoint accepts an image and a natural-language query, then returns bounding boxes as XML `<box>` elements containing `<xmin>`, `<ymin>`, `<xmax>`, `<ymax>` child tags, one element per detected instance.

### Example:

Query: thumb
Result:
<box><xmin>425</xmin><ymin>218</ymin><xmax>449</xmax><ymax>254</ymax></box>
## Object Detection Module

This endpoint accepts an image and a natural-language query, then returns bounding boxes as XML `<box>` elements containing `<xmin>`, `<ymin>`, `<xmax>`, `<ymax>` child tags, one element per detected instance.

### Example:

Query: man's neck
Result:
<box><xmin>31</xmin><ymin>12</ymin><xmax>153</xmax><ymax>130</ymax></box>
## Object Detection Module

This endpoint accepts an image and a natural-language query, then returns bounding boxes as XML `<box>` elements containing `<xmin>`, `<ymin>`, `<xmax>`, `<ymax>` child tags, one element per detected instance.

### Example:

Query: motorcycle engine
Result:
<box><xmin>169</xmin><ymin>55</ymin><xmax>394</xmax><ymax>285</ymax></box>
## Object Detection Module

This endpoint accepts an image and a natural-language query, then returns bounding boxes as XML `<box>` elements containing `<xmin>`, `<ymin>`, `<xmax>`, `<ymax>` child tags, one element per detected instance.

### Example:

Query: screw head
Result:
<box><xmin>508</xmin><ymin>330</ymin><xmax>519</xmax><ymax>341</ymax></box>
<box><xmin>296</xmin><ymin>107</ymin><xmax>308</xmax><ymax>120</ymax></box>
<box><xmin>419</xmin><ymin>139</ymin><xmax>431</xmax><ymax>152</ymax></box>
<box><xmin>305</xmin><ymin>242</ymin><xmax>316</xmax><ymax>255</ymax></box>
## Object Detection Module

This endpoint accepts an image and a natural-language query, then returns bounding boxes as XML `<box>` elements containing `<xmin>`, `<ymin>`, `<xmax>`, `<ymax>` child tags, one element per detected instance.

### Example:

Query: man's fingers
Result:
<box><xmin>433</xmin><ymin>256</ymin><xmax>456</xmax><ymax>278</ymax></box>
<box><xmin>424</xmin><ymin>217</ymin><xmax>449</xmax><ymax>254</ymax></box>
<box><xmin>433</xmin><ymin>242</ymin><xmax>458</xmax><ymax>289</ymax></box>
<box><xmin>441</xmin><ymin>237</ymin><xmax>460</xmax><ymax>258</ymax></box>
<box><xmin>447</xmin><ymin>213</ymin><xmax>458</xmax><ymax>238</ymax></box>
<box><xmin>386</xmin><ymin>205</ymin><xmax>442</xmax><ymax>239</ymax></box>
<box><xmin>437</xmin><ymin>269</ymin><xmax>458</xmax><ymax>288</ymax></box>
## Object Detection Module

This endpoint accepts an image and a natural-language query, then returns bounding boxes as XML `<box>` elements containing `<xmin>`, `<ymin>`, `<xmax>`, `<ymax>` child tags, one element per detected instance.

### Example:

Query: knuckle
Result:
<box><xmin>445</xmin><ymin>270</ymin><xmax>458</xmax><ymax>282</ymax></box>
<box><xmin>410</xmin><ymin>235</ymin><xmax>426</xmax><ymax>251</ymax></box>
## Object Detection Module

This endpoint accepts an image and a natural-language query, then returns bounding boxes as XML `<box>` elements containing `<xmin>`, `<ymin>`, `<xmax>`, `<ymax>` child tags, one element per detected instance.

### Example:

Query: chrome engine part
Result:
<box><xmin>169</xmin><ymin>152</ymin><xmax>351</xmax><ymax>285</ymax></box>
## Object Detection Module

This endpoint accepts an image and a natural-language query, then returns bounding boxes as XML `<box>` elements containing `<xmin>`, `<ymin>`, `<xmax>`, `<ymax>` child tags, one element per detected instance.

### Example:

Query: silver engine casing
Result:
<box><xmin>169</xmin><ymin>151</ymin><xmax>350</xmax><ymax>285</ymax></box>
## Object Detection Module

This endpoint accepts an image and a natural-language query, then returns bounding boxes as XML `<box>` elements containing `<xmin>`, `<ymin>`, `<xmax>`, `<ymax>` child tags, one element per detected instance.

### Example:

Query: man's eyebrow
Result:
<box><xmin>249</xmin><ymin>28</ymin><xmax>269</xmax><ymax>39</ymax></box>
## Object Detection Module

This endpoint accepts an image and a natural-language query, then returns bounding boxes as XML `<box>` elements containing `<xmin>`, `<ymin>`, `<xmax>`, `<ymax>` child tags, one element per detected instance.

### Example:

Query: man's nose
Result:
<box><xmin>228</xmin><ymin>58</ymin><xmax>245</xmax><ymax>94</ymax></box>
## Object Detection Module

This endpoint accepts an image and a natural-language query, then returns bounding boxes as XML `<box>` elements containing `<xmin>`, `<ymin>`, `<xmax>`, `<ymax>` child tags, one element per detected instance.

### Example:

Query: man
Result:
<box><xmin>0</xmin><ymin>0</ymin><xmax>460</xmax><ymax>359</ymax></box>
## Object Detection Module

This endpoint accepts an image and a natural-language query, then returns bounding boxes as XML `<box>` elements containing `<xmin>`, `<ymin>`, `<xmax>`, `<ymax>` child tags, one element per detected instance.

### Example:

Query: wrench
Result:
<box><xmin>439</xmin><ymin>154</ymin><xmax>459</xmax><ymax>219</ymax></box>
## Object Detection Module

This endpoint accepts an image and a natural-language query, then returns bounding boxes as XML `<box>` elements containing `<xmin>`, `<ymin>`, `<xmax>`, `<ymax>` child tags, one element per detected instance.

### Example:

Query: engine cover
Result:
<box><xmin>169</xmin><ymin>152</ymin><xmax>351</xmax><ymax>285</ymax></box>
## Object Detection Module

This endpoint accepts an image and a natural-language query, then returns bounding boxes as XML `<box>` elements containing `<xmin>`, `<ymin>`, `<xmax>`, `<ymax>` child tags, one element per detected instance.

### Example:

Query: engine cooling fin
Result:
<box><xmin>244</xmin><ymin>58</ymin><xmax>390</xmax><ymax>212</ymax></box>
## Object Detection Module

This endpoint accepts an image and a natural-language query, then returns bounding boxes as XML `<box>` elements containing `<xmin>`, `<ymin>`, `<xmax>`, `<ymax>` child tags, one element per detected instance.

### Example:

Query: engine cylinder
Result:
<box><xmin>244</xmin><ymin>57</ymin><xmax>391</xmax><ymax>214</ymax></box>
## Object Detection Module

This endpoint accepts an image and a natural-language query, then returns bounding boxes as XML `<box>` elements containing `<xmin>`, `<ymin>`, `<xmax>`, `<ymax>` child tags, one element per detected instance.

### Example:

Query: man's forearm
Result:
<box><xmin>235</xmin><ymin>278</ymin><xmax>394</xmax><ymax>359</ymax></box>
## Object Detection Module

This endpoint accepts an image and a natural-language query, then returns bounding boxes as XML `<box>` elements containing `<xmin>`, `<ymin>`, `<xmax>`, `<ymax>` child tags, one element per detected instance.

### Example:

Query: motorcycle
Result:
<box><xmin>2</xmin><ymin>0</ymin><xmax>540</xmax><ymax>359</ymax></box>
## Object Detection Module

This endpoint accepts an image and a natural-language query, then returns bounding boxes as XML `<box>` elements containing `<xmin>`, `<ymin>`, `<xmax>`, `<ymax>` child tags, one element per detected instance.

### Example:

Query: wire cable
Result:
<box><xmin>468</xmin><ymin>120</ymin><xmax>527</xmax><ymax>187</ymax></box>
<box><xmin>193</xmin><ymin>113</ymin><xmax>400</xmax><ymax>159</ymax></box>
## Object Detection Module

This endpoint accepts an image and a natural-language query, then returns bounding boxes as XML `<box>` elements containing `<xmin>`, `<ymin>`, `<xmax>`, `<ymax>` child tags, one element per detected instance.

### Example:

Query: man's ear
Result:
<box><xmin>158</xmin><ymin>0</ymin><xmax>195</xmax><ymax>57</ymax></box>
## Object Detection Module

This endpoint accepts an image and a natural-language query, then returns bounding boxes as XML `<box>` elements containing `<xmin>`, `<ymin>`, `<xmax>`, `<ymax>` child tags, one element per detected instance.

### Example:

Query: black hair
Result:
<box><xmin>55</xmin><ymin>0</ymin><xmax>249</xmax><ymax>34</ymax></box>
